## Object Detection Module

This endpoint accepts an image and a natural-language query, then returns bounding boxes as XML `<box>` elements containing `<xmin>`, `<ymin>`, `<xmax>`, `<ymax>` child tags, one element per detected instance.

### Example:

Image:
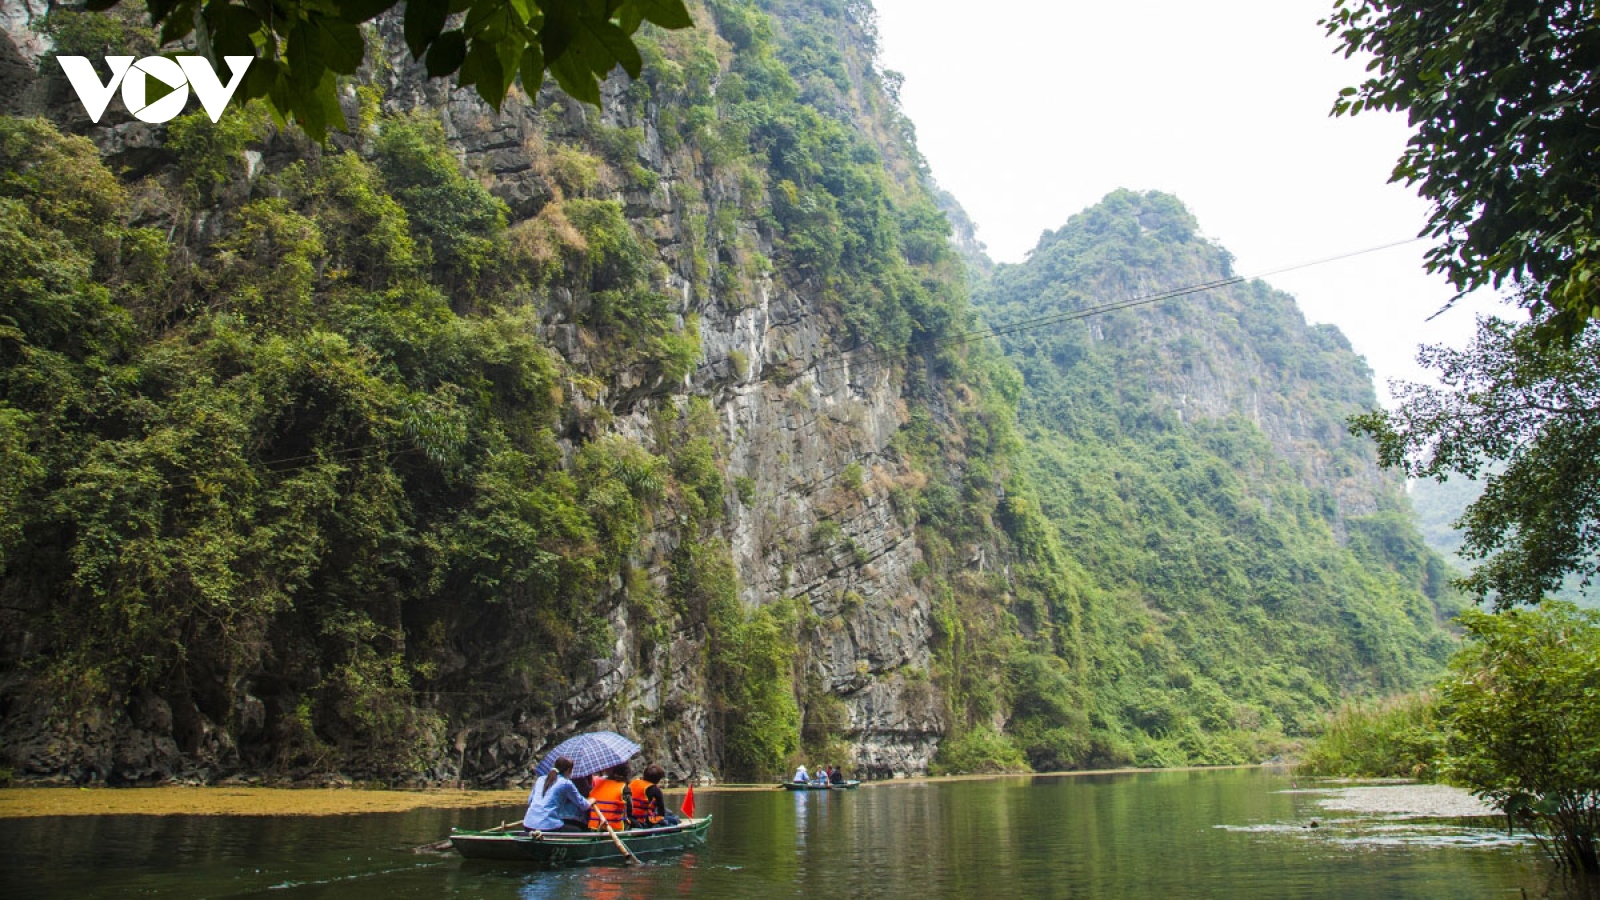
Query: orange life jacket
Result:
<box><xmin>588</xmin><ymin>777</ymin><xmax>628</xmax><ymax>830</ymax></box>
<box><xmin>626</xmin><ymin>779</ymin><xmax>664</xmax><ymax>826</ymax></box>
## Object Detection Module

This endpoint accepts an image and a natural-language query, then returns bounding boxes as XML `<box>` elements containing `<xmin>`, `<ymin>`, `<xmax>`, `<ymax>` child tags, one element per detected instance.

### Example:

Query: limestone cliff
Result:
<box><xmin>0</xmin><ymin>1</ymin><xmax>1454</xmax><ymax>787</ymax></box>
<box><xmin>0</xmin><ymin>0</ymin><xmax>973</xmax><ymax>784</ymax></box>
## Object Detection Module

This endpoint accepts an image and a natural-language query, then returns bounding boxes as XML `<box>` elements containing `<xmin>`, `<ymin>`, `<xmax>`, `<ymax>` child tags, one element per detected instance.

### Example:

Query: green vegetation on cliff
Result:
<box><xmin>0</xmin><ymin>0</ymin><xmax>1008</xmax><ymax>783</ymax></box>
<box><xmin>1</xmin><ymin>1</ymin><xmax>1459</xmax><ymax>784</ymax></box>
<box><xmin>945</xmin><ymin>190</ymin><xmax>1459</xmax><ymax>771</ymax></box>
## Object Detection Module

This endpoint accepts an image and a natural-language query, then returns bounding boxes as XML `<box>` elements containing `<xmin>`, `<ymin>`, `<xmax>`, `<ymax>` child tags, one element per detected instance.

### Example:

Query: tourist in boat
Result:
<box><xmin>626</xmin><ymin>763</ymin><xmax>678</xmax><ymax>828</ymax></box>
<box><xmin>829</xmin><ymin>765</ymin><xmax>845</xmax><ymax>785</ymax></box>
<box><xmin>523</xmin><ymin>756</ymin><xmax>592</xmax><ymax>833</ymax></box>
<box><xmin>792</xmin><ymin>763</ymin><xmax>809</xmax><ymax>783</ymax></box>
<box><xmin>588</xmin><ymin>762</ymin><xmax>632</xmax><ymax>831</ymax></box>
<box><xmin>811</xmin><ymin>765</ymin><xmax>829</xmax><ymax>786</ymax></box>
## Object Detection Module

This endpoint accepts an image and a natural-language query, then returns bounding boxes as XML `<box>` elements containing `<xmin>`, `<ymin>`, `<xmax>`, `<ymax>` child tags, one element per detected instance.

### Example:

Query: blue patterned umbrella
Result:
<box><xmin>534</xmin><ymin>730</ymin><xmax>641</xmax><ymax>779</ymax></box>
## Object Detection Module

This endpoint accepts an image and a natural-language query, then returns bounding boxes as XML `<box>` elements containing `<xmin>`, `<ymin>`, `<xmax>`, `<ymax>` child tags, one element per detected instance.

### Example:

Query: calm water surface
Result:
<box><xmin>0</xmin><ymin>768</ymin><xmax>1553</xmax><ymax>898</ymax></box>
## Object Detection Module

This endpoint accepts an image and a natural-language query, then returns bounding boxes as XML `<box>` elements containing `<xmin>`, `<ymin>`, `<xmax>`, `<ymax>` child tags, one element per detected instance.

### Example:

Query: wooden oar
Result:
<box><xmin>413</xmin><ymin>819</ymin><xmax>519</xmax><ymax>853</ymax></box>
<box><xmin>600</xmin><ymin>817</ymin><xmax>640</xmax><ymax>865</ymax></box>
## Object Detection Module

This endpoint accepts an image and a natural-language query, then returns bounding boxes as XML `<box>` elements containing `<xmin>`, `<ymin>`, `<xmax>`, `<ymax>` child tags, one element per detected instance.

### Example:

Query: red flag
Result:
<box><xmin>680</xmin><ymin>784</ymin><xmax>695</xmax><ymax>818</ymax></box>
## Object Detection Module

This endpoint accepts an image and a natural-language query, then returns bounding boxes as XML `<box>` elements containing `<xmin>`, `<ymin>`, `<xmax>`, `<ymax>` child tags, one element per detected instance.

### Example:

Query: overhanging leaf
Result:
<box><xmin>405</xmin><ymin>0</ymin><xmax>451</xmax><ymax>58</ymax></box>
<box><xmin>458</xmin><ymin>37</ymin><xmax>514</xmax><ymax>108</ymax></box>
<box><xmin>285</xmin><ymin>21</ymin><xmax>328</xmax><ymax>93</ymax></box>
<box><xmin>630</xmin><ymin>0</ymin><xmax>692</xmax><ymax>30</ymax></box>
<box><xmin>426</xmin><ymin>30</ymin><xmax>468</xmax><ymax>77</ymax></box>
<box><xmin>202</xmin><ymin>4</ymin><xmax>264</xmax><ymax>60</ymax></box>
<box><xmin>519</xmin><ymin>43</ymin><xmax>546</xmax><ymax>96</ymax></box>
<box><xmin>576</xmin><ymin>15</ymin><xmax>641</xmax><ymax>79</ymax></box>
<box><xmin>549</xmin><ymin>49</ymin><xmax>600</xmax><ymax>106</ymax></box>
<box><xmin>540</xmin><ymin>1</ymin><xmax>580</xmax><ymax>61</ymax></box>
<box><xmin>316</xmin><ymin>16</ymin><xmax>366</xmax><ymax>75</ymax></box>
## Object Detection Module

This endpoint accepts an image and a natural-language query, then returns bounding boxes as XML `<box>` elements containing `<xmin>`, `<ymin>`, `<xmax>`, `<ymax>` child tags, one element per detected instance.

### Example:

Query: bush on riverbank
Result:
<box><xmin>1441</xmin><ymin>603</ymin><xmax>1600</xmax><ymax>875</ymax></box>
<box><xmin>929</xmin><ymin>725</ymin><xmax>1030</xmax><ymax>775</ymax></box>
<box><xmin>1297</xmin><ymin>692</ymin><xmax>1444</xmax><ymax>778</ymax></box>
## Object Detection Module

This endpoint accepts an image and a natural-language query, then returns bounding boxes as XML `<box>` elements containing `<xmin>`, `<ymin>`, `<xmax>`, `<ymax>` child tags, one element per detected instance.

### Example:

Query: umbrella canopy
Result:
<box><xmin>534</xmin><ymin>731</ymin><xmax>641</xmax><ymax>779</ymax></box>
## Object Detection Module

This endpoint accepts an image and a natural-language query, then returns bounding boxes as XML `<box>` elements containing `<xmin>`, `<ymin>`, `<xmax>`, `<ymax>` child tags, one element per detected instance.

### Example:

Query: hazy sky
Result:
<box><xmin>870</xmin><ymin>0</ymin><xmax>1508</xmax><ymax>404</ymax></box>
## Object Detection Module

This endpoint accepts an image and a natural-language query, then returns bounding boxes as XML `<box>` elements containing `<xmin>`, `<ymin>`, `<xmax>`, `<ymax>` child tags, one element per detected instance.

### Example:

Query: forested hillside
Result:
<box><xmin>957</xmin><ymin>191</ymin><xmax>1457</xmax><ymax>770</ymax></box>
<box><xmin>0</xmin><ymin>0</ymin><xmax>1454</xmax><ymax>785</ymax></box>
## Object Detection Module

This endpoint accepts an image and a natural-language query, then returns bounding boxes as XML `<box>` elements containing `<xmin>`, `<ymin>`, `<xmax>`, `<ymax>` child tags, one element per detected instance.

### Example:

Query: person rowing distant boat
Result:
<box><xmin>792</xmin><ymin>763</ymin><xmax>809</xmax><ymax>784</ymax></box>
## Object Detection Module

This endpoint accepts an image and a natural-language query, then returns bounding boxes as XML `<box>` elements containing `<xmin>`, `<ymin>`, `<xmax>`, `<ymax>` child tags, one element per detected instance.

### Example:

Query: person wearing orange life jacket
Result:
<box><xmin>626</xmin><ymin>763</ymin><xmax>680</xmax><ymax>828</ymax></box>
<box><xmin>587</xmin><ymin>762</ymin><xmax>632</xmax><ymax>830</ymax></box>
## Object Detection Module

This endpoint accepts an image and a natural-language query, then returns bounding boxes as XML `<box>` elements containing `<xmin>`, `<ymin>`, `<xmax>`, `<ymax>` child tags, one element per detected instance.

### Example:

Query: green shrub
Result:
<box><xmin>44</xmin><ymin>6</ymin><xmax>157</xmax><ymax>57</ymax></box>
<box><xmin>166</xmin><ymin>107</ymin><xmax>262</xmax><ymax>202</ymax></box>
<box><xmin>810</xmin><ymin>519</ymin><xmax>841</xmax><ymax>548</ymax></box>
<box><xmin>374</xmin><ymin>115</ymin><xmax>507</xmax><ymax>284</ymax></box>
<box><xmin>1441</xmin><ymin>603</ymin><xmax>1600</xmax><ymax>873</ymax></box>
<box><xmin>734</xmin><ymin>475</ymin><xmax>756</xmax><ymax>505</ymax></box>
<box><xmin>929</xmin><ymin>725</ymin><xmax>1029</xmax><ymax>775</ymax></box>
<box><xmin>1297</xmin><ymin>692</ymin><xmax>1443</xmax><ymax>778</ymax></box>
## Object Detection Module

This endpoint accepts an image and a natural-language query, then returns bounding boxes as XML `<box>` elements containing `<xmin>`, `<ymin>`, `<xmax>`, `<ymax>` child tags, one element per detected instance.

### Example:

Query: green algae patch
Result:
<box><xmin>0</xmin><ymin>786</ymin><xmax>530</xmax><ymax>818</ymax></box>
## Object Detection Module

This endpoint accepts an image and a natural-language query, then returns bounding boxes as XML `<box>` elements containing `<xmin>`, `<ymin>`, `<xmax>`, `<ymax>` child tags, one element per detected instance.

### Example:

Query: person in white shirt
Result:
<box><xmin>523</xmin><ymin>756</ymin><xmax>593</xmax><ymax>832</ymax></box>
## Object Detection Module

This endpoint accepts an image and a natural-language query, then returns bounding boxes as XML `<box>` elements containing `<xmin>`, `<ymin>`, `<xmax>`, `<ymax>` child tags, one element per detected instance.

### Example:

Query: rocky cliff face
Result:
<box><xmin>0</xmin><ymin>0</ymin><xmax>963</xmax><ymax>784</ymax></box>
<box><xmin>998</xmin><ymin>192</ymin><xmax>1394</xmax><ymax>528</ymax></box>
<box><xmin>0</xmin><ymin>2</ymin><xmax>1453</xmax><ymax>786</ymax></box>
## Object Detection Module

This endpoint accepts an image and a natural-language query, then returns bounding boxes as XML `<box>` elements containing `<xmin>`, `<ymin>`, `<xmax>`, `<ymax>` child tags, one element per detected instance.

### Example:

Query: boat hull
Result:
<box><xmin>450</xmin><ymin>816</ymin><xmax>712</xmax><ymax>864</ymax></box>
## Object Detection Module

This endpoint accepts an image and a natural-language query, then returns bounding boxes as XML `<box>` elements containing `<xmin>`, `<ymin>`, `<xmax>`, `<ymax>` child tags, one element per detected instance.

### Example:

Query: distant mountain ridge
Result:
<box><xmin>956</xmin><ymin>189</ymin><xmax>1457</xmax><ymax>770</ymax></box>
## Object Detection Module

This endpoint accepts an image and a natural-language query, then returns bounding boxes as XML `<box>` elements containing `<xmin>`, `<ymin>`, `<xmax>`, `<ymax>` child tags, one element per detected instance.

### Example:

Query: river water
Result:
<box><xmin>0</xmin><ymin>768</ymin><xmax>1555</xmax><ymax>898</ymax></box>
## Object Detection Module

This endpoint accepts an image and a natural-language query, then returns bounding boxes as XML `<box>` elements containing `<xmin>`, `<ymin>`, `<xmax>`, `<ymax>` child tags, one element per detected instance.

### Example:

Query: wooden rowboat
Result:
<box><xmin>780</xmin><ymin>780</ymin><xmax>860</xmax><ymax>790</ymax></box>
<box><xmin>450</xmin><ymin>816</ymin><xmax>712</xmax><ymax>864</ymax></box>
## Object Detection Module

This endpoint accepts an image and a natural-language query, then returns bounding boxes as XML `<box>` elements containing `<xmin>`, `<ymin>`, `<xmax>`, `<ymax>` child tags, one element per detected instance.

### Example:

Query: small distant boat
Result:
<box><xmin>780</xmin><ymin>780</ymin><xmax>860</xmax><ymax>790</ymax></box>
<box><xmin>450</xmin><ymin>817</ymin><xmax>712</xmax><ymax>864</ymax></box>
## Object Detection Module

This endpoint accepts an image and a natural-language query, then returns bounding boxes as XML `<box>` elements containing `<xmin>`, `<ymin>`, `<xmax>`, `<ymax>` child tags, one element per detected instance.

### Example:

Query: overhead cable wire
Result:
<box><xmin>782</xmin><ymin>235</ymin><xmax>1427</xmax><ymax>384</ymax></box>
<box><xmin>130</xmin><ymin>236</ymin><xmax>1424</xmax><ymax>490</ymax></box>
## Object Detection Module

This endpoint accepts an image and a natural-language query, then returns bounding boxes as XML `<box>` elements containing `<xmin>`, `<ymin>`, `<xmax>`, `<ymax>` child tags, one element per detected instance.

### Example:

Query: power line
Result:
<box><xmin>778</xmin><ymin>236</ymin><xmax>1426</xmax><ymax>385</ymax></box>
<box><xmin>138</xmin><ymin>442</ymin><xmax>426</xmax><ymax>491</ymax></box>
<box><xmin>202</xmin><ymin>238</ymin><xmax>1422</xmax><ymax>493</ymax></box>
<box><xmin>108</xmin><ymin>237</ymin><xmax>1423</xmax><ymax>493</ymax></box>
<box><xmin>730</xmin><ymin>236</ymin><xmax>1427</xmax><ymax>500</ymax></box>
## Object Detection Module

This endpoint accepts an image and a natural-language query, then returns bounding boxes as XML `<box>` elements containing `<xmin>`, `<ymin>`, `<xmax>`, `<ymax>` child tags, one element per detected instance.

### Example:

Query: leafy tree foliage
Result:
<box><xmin>1324</xmin><ymin>0</ymin><xmax>1600</xmax><ymax>339</ymax></box>
<box><xmin>82</xmin><ymin>0</ymin><xmax>693</xmax><ymax>137</ymax></box>
<box><xmin>3</xmin><ymin>0</ymin><xmax>995</xmax><ymax>783</ymax></box>
<box><xmin>0</xmin><ymin>111</ymin><xmax>693</xmax><ymax>776</ymax></box>
<box><xmin>1351</xmin><ymin>315</ymin><xmax>1600</xmax><ymax>608</ymax></box>
<box><xmin>1440</xmin><ymin>603</ymin><xmax>1600</xmax><ymax>874</ymax></box>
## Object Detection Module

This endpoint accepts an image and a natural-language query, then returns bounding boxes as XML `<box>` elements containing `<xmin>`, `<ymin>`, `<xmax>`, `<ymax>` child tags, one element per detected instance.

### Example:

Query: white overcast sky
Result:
<box><xmin>870</xmin><ymin>0</ymin><xmax>1509</xmax><ymax>404</ymax></box>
